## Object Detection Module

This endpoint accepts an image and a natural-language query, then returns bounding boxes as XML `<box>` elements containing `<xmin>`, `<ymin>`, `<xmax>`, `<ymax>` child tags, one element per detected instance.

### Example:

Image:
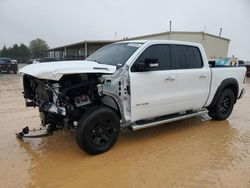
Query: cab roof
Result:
<box><xmin>117</xmin><ymin>40</ymin><xmax>202</xmax><ymax>48</ymax></box>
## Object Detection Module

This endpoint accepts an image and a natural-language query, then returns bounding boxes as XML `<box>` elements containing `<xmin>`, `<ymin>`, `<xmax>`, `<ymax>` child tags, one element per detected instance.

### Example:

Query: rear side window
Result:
<box><xmin>174</xmin><ymin>45</ymin><xmax>203</xmax><ymax>69</ymax></box>
<box><xmin>132</xmin><ymin>44</ymin><xmax>172</xmax><ymax>71</ymax></box>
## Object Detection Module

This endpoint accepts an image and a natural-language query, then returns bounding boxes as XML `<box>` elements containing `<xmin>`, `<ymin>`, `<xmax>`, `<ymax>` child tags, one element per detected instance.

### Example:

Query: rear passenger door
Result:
<box><xmin>173</xmin><ymin>45</ymin><xmax>210</xmax><ymax>112</ymax></box>
<box><xmin>129</xmin><ymin>44</ymin><xmax>177</xmax><ymax>122</ymax></box>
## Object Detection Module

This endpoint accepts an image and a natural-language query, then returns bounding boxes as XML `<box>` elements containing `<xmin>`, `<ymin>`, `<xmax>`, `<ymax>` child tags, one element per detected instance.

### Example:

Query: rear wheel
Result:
<box><xmin>208</xmin><ymin>89</ymin><xmax>235</xmax><ymax>120</ymax></box>
<box><xmin>76</xmin><ymin>106</ymin><xmax>120</xmax><ymax>155</ymax></box>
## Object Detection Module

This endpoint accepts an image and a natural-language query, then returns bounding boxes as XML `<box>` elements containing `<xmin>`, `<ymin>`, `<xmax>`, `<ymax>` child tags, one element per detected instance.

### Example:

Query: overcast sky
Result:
<box><xmin>0</xmin><ymin>0</ymin><xmax>249</xmax><ymax>60</ymax></box>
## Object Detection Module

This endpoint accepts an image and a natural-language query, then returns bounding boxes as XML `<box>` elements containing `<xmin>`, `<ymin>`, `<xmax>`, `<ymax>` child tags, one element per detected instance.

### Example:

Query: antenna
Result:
<box><xmin>219</xmin><ymin>28</ymin><xmax>222</xmax><ymax>37</ymax></box>
<box><xmin>203</xmin><ymin>25</ymin><xmax>206</xmax><ymax>33</ymax></box>
<box><xmin>115</xmin><ymin>32</ymin><xmax>117</xmax><ymax>40</ymax></box>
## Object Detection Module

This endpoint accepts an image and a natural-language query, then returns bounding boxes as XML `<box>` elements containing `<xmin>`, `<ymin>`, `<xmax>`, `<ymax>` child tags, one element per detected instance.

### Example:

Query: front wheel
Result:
<box><xmin>208</xmin><ymin>89</ymin><xmax>235</xmax><ymax>120</ymax></box>
<box><xmin>76</xmin><ymin>106</ymin><xmax>120</xmax><ymax>155</ymax></box>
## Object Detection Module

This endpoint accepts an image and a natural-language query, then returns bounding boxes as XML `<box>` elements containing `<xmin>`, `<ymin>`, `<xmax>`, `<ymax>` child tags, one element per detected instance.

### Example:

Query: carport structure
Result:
<box><xmin>46</xmin><ymin>40</ymin><xmax>114</xmax><ymax>60</ymax></box>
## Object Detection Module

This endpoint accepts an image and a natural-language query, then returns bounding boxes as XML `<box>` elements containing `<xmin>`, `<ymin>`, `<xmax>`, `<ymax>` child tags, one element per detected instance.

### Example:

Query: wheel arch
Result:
<box><xmin>100</xmin><ymin>95</ymin><xmax>123</xmax><ymax>119</ymax></box>
<box><xmin>209</xmin><ymin>78</ymin><xmax>239</xmax><ymax>108</ymax></box>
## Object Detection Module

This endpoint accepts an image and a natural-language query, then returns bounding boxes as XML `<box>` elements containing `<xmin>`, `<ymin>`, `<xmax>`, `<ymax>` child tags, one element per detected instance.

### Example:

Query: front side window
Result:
<box><xmin>131</xmin><ymin>44</ymin><xmax>172</xmax><ymax>72</ymax></box>
<box><xmin>174</xmin><ymin>45</ymin><xmax>203</xmax><ymax>69</ymax></box>
<box><xmin>86</xmin><ymin>43</ymin><xmax>142</xmax><ymax>67</ymax></box>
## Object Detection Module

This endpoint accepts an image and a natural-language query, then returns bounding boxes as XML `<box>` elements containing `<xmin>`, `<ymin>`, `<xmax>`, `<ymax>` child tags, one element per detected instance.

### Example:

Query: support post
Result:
<box><xmin>64</xmin><ymin>47</ymin><xmax>67</xmax><ymax>60</ymax></box>
<box><xmin>85</xmin><ymin>41</ymin><xmax>88</xmax><ymax>59</ymax></box>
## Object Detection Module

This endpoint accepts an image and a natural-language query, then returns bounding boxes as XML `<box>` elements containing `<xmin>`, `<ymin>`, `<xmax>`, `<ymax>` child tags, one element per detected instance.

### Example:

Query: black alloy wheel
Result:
<box><xmin>208</xmin><ymin>89</ymin><xmax>235</xmax><ymax>120</ymax></box>
<box><xmin>220</xmin><ymin>95</ymin><xmax>231</xmax><ymax>114</ymax></box>
<box><xmin>90</xmin><ymin>118</ymin><xmax>117</xmax><ymax>147</ymax></box>
<box><xmin>76</xmin><ymin>106</ymin><xmax>120</xmax><ymax>155</ymax></box>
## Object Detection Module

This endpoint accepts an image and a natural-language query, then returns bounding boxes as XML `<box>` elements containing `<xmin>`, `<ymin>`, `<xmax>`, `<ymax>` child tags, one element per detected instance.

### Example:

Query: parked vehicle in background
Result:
<box><xmin>27</xmin><ymin>59</ymin><xmax>34</xmax><ymax>64</ymax></box>
<box><xmin>0</xmin><ymin>58</ymin><xmax>18</xmax><ymax>74</ymax></box>
<box><xmin>11</xmin><ymin>60</ymin><xmax>17</xmax><ymax>64</ymax></box>
<box><xmin>209</xmin><ymin>57</ymin><xmax>239</xmax><ymax>67</ymax></box>
<box><xmin>33</xmin><ymin>58</ymin><xmax>58</xmax><ymax>64</ymax></box>
<box><xmin>19</xmin><ymin>40</ymin><xmax>247</xmax><ymax>155</ymax></box>
<box><xmin>245</xmin><ymin>61</ymin><xmax>250</xmax><ymax>76</ymax></box>
<box><xmin>238</xmin><ymin>60</ymin><xmax>245</xmax><ymax>66</ymax></box>
<box><xmin>237</xmin><ymin>60</ymin><xmax>250</xmax><ymax>77</ymax></box>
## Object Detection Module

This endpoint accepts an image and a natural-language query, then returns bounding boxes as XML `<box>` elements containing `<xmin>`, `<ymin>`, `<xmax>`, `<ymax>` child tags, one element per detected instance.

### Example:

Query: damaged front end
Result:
<box><xmin>20</xmin><ymin>73</ymin><xmax>103</xmax><ymax>136</ymax></box>
<box><xmin>23</xmin><ymin>75</ymin><xmax>66</xmax><ymax>115</ymax></box>
<box><xmin>18</xmin><ymin>64</ymin><xmax>131</xmax><ymax>139</ymax></box>
<box><xmin>17</xmin><ymin>42</ymin><xmax>138</xmax><ymax>141</ymax></box>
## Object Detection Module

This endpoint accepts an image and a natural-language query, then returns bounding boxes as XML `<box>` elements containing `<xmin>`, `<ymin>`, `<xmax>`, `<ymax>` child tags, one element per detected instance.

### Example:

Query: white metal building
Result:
<box><xmin>47</xmin><ymin>31</ymin><xmax>230</xmax><ymax>60</ymax></box>
<box><xmin>128</xmin><ymin>31</ymin><xmax>230</xmax><ymax>59</ymax></box>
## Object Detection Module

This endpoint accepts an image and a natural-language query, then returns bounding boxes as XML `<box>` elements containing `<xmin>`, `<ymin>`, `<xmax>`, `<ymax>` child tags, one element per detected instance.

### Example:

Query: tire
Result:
<box><xmin>76</xmin><ymin>106</ymin><xmax>120</xmax><ymax>155</ymax></box>
<box><xmin>208</xmin><ymin>89</ymin><xmax>235</xmax><ymax>120</ymax></box>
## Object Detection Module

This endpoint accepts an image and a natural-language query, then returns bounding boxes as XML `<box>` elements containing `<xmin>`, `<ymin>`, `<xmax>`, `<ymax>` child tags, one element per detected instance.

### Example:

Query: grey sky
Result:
<box><xmin>0</xmin><ymin>0</ymin><xmax>249</xmax><ymax>60</ymax></box>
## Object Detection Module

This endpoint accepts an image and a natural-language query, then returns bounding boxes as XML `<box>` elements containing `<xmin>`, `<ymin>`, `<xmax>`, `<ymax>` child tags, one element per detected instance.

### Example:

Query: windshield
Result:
<box><xmin>86</xmin><ymin>43</ymin><xmax>142</xmax><ymax>67</ymax></box>
<box><xmin>0</xmin><ymin>59</ymin><xmax>11</xmax><ymax>64</ymax></box>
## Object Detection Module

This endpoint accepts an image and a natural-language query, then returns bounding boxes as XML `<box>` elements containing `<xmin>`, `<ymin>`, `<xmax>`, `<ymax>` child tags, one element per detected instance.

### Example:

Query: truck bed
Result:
<box><xmin>205</xmin><ymin>66</ymin><xmax>246</xmax><ymax>107</ymax></box>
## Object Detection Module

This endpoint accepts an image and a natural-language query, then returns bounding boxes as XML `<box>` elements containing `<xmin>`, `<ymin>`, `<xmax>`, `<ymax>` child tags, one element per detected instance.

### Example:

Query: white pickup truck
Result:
<box><xmin>19</xmin><ymin>40</ymin><xmax>247</xmax><ymax>155</ymax></box>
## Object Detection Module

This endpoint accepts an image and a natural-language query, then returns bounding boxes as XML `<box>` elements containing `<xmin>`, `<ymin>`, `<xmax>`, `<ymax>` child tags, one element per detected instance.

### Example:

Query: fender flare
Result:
<box><xmin>208</xmin><ymin>78</ymin><xmax>239</xmax><ymax>108</ymax></box>
<box><xmin>100</xmin><ymin>95</ymin><xmax>125</xmax><ymax>121</ymax></box>
<box><xmin>101</xmin><ymin>95</ymin><xmax>119</xmax><ymax>112</ymax></box>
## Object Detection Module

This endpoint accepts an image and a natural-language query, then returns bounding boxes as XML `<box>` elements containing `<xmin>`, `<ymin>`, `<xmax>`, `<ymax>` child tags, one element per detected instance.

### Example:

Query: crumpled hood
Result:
<box><xmin>19</xmin><ymin>60</ymin><xmax>116</xmax><ymax>81</ymax></box>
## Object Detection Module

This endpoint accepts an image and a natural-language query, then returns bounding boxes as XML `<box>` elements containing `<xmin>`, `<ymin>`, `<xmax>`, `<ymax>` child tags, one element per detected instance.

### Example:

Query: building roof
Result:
<box><xmin>47</xmin><ymin>40</ymin><xmax>114</xmax><ymax>51</ymax></box>
<box><xmin>47</xmin><ymin>31</ymin><xmax>230</xmax><ymax>52</ymax></box>
<box><xmin>126</xmin><ymin>31</ymin><xmax>230</xmax><ymax>42</ymax></box>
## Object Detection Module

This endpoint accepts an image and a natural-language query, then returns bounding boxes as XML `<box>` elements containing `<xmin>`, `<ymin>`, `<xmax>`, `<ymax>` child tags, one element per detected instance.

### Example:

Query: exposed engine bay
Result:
<box><xmin>22</xmin><ymin>67</ymin><xmax>131</xmax><ymax>134</ymax></box>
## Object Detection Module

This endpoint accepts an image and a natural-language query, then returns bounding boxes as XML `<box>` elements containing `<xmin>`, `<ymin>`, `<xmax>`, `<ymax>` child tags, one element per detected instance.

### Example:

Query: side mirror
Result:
<box><xmin>137</xmin><ymin>58</ymin><xmax>159</xmax><ymax>71</ymax></box>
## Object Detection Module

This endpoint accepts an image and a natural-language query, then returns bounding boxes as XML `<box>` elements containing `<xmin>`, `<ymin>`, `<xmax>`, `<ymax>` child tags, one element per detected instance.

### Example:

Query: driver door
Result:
<box><xmin>129</xmin><ymin>44</ymin><xmax>177</xmax><ymax>122</ymax></box>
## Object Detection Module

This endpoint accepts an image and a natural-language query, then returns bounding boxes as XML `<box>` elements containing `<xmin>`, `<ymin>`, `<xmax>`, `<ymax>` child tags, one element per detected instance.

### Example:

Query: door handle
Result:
<box><xmin>165</xmin><ymin>76</ymin><xmax>175</xmax><ymax>81</ymax></box>
<box><xmin>199</xmin><ymin>74</ymin><xmax>207</xmax><ymax>78</ymax></box>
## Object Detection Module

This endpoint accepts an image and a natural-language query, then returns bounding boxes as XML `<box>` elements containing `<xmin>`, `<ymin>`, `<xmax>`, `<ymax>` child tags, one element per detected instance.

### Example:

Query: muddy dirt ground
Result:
<box><xmin>0</xmin><ymin>72</ymin><xmax>250</xmax><ymax>188</ymax></box>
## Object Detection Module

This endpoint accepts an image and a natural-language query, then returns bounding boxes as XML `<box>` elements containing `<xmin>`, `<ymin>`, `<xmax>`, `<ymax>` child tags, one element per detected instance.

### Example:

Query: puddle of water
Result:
<box><xmin>0</xmin><ymin>75</ymin><xmax>250</xmax><ymax>188</ymax></box>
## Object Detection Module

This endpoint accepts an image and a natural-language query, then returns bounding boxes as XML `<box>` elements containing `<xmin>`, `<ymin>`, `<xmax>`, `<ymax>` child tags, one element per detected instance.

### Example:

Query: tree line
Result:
<box><xmin>0</xmin><ymin>38</ymin><xmax>49</xmax><ymax>63</ymax></box>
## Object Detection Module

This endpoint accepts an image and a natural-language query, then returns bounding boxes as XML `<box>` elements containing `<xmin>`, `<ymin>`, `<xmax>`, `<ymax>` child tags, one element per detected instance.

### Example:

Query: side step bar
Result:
<box><xmin>131</xmin><ymin>109</ymin><xmax>208</xmax><ymax>131</ymax></box>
